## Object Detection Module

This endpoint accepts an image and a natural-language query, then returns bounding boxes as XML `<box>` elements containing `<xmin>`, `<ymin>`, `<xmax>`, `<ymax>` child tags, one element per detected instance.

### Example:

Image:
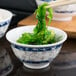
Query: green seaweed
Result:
<box><xmin>17</xmin><ymin>3</ymin><xmax>56</xmax><ymax>45</ymax></box>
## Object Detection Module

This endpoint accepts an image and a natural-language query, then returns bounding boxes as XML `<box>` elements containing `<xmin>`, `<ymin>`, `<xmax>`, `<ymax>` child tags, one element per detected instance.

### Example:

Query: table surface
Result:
<box><xmin>0</xmin><ymin>17</ymin><xmax>76</xmax><ymax>76</ymax></box>
<box><xmin>18</xmin><ymin>14</ymin><xmax>76</xmax><ymax>38</ymax></box>
<box><xmin>0</xmin><ymin>33</ymin><xmax>76</xmax><ymax>76</ymax></box>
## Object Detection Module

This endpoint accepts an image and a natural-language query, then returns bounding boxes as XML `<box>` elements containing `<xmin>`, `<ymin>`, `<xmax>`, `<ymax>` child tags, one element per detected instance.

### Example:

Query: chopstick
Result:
<box><xmin>46</xmin><ymin>0</ymin><xmax>76</xmax><ymax>8</ymax></box>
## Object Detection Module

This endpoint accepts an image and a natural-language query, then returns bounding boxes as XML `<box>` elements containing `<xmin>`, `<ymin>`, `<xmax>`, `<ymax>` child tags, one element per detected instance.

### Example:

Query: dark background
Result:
<box><xmin>0</xmin><ymin>0</ymin><xmax>37</xmax><ymax>26</ymax></box>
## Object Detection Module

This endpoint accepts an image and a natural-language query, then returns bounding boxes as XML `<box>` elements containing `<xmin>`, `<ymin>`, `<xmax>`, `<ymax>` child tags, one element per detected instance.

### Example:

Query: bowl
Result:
<box><xmin>6</xmin><ymin>25</ymin><xmax>67</xmax><ymax>69</ymax></box>
<box><xmin>53</xmin><ymin>4</ymin><xmax>76</xmax><ymax>21</ymax></box>
<box><xmin>0</xmin><ymin>9</ymin><xmax>13</xmax><ymax>38</ymax></box>
<box><xmin>36</xmin><ymin>0</ymin><xmax>76</xmax><ymax>21</ymax></box>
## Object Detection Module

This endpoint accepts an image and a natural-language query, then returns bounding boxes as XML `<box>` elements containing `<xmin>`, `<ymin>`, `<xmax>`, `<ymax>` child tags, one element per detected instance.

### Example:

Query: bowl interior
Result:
<box><xmin>6</xmin><ymin>25</ymin><xmax>67</xmax><ymax>47</ymax></box>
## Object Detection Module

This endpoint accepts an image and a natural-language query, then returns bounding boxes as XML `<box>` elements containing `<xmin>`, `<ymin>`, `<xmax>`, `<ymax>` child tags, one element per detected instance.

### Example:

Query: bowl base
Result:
<box><xmin>23</xmin><ymin>63</ymin><xmax>50</xmax><ymax>69</ymax></box>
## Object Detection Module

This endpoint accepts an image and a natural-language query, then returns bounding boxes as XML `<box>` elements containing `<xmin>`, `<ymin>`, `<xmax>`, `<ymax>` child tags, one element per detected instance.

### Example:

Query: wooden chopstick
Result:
<box><xmin>46</xmin><ymin>0</ymin><xmax>76</xmax><ymax>8</ymax></box>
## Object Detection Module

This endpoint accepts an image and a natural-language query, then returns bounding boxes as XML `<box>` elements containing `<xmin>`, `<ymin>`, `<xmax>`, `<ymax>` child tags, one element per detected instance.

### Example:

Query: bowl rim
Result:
<box><xmin>6</xmin><ymin>25</ymin><xmax>67</xmax><ymax>47</ymax></box>
<box><xmin>0</xmin><ymin>9</ymin><xmax>13</xmax><ymax>22</ymax></box>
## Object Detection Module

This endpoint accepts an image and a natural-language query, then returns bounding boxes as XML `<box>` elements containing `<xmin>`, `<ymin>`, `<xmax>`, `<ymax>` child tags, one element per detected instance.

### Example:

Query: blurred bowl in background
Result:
<box><xmin>53</xmin><ymin>12</ymin><xmax>76</xmax><ymax>21</ymax></box>
<box><xmin>53</xmin><ymin>4</ymin><xmax>76</xmax><ymax>21</ymax></box>
<box><xmin>36</xmin><ymin>0</ymin><xmax>76</xmax><ymax>21</ymax></box>
<box><xmin>0</xmin><ymin>9</ymin><xmax>13</xmax><ymax>38</ymax></box>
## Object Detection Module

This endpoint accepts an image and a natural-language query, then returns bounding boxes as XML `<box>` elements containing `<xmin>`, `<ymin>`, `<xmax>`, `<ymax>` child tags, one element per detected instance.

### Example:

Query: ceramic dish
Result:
<box><xmin>0</xmin><ymin>9</ymin><xmax>13</xmax><ymax>38</ymax></box>
<box><xmin>53</xmin><ymin>4</ymin><xmax>76</xmax><ymax>21</ymax></box>
<box><xmin>6</xmin><ymin>25</ymin><xmax>67</xmax><ymax>69</ymax></box>
<box><xmin>36</xmin><ymin>0</ymin><xmax>76</xmax><ymax>21</ymax></box>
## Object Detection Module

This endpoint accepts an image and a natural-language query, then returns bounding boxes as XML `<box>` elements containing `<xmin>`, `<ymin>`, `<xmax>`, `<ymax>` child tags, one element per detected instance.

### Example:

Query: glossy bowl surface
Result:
<box><xmin>6</xmin><ymin>25</ymin><xmax>67</xmax><ymax>69</ymax></box>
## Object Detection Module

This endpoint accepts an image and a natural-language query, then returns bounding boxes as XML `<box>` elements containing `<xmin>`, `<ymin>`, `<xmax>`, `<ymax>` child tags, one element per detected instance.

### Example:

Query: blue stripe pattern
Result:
<box><xmin>12</xmin><ymin>44</ymin><xmax>62</xmax><ymax>52</ymax></box>
<box><xmin>55</xmin><ymin>11</ymin><xmax>75</xmax><ymax>13</ymax></box>
<box><xmin>22</xmin><ymin>60</ymin><xmax>49</xmax><ymax>64</ymax></box>
<box><xmin>0</xmin><ymin>20</ymin><xmax>10</xmax><ymax>27</ymax></box>
<box><xmin>21</xmin><ymin>58</ymin><xmax>53</xmax><ymax>64</ymax></box>
<box><xmin>41</xmin><ymin>0</ymin><xmax>56</xmax><ymax>2</ymax></box>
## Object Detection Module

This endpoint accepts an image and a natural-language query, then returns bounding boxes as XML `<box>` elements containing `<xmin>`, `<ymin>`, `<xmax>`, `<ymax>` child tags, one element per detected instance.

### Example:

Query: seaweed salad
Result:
<box><xmin>17</xmin><ymin>3</ymin><xmax>56</xmax><ymax>45</ymax></box>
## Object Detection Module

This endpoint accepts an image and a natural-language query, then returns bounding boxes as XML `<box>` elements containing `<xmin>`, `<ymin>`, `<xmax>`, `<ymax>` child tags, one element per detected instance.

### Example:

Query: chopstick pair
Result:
<box><xmin>46</xmin><ymin>0</ymin><xmax>76</xmax><ymax>8</ymax></box>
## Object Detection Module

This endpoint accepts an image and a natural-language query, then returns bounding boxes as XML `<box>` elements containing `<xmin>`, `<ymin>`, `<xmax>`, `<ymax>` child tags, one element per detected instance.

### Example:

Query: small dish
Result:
<box><xmin>6</xmin><ymin>25</ymin><xmax>67</xmax><ymax>69</ymax></box>
<box><xmin>53</xmin><ymin>4</ymin><xmax>76</xmax><ymax>21</ymax></box>
<box><xmin>0</xmin><ymin>9</ymin><xmax>13</xmax><ymax>38</ymax></box>
<box><xmin>36</xmin><ymin>0</ymin><xmax>76</xmax><ymax>21</ymax></box>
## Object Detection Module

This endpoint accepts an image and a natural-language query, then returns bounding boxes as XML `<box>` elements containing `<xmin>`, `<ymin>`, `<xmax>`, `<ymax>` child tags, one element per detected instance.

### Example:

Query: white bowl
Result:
<box><xmin>0</xmin><ymin>9</ymin><xmax>13</xmax><ymax>38</ymax></box>
<box><xmin>53</xmin><ymin>4</ymin><xmax>76</xmax><ymax>21</ymax></box>
<box><xmin>36</xmin><ymin>0</ymin><xmax>76</xmax><ymax>21</ymax></box>
<box><xmin>6</xmin><ymin>25</ymin><xmax>67</xmax><ymax>69</ymax></box>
